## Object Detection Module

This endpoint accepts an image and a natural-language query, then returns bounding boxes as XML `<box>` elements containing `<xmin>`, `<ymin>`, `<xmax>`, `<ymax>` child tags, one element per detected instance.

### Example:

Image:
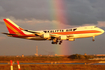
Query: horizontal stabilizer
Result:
<box><xmin>2</xmin><ymin>32</ymin><xmax>16</xmax><ymax>35</ymax></box>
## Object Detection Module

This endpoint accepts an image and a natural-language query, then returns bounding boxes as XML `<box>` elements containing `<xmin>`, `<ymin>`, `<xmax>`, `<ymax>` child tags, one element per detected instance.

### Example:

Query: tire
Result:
<box><xmin>51</xmin><ymin>42</ymin><xmax>55</xmax><ymax>44</ymax></box>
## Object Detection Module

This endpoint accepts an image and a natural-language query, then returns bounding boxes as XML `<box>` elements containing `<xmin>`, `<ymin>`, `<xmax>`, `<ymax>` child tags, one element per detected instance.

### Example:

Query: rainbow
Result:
<box><xmin>49</xmin><ymin>0</ymin><xmax>71</xmax><ymax>55</ymax></box>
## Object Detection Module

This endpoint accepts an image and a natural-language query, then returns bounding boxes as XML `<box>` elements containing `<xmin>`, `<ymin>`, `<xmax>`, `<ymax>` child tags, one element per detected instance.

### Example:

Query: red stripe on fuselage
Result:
<box><xmin>4</xmin><ymin>19</ymin><xmax>25</xmax><ymax>35</ymax></box>
<box><xmin>51</xmin><ymin>30</ymin><xmax>101</xmax><ymax>35</ymax></box>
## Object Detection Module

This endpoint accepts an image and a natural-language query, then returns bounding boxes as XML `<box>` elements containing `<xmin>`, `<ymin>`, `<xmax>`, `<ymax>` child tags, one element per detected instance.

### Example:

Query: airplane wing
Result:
<box><xmin>24</xmin><ymin>29</ymin><xmax>43</xmax><ymax>36</ymax></box>
<box><xmin>24</xmin><ymin>29</ymin><xmax>74</xmax><ymax>39</ymax></box>
<box><xmin>24</xmin><ymin>29</ymin><xmax>60</xmax><ymax>36</ymax></box>
<box><xmin>24</xmin><ymin>30</ymin><xmax>37</xmax><ymax>33</ymax></box>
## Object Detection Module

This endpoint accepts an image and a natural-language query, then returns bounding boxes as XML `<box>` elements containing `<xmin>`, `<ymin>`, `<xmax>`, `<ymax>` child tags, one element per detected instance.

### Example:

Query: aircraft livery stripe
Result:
<box><xmin>6</xmin><ymin>24</ymin><xmax>35</xmax><ymax>37</ymax></box>
<box><xmin>5</xmin><ymin>22</ymin><xmax>22</xmax><ymax>36</ymax></box>
<box><xmin>7</xmin><ymin>25</ymin><xmax>35</xmax><ymax>37</ymax></box>
<box><xmin>7</xmin><ymin>27</ymin><xmax>19</xmax><ymax>37</ymax></box>
<box><xmin>51</xmin><ymin>30</ymin><xmax>101</xmax><ymax>35</ymax></box>
<box><xmin>7</xmin><ymin>27</ymin><xmax>16</xmax><ymax>34</ymax></box>
<box><xmin>7</xmin><ymin>26</ymin><xmax>35</xmax><ymax>37</ymax></box>
<box><xmin>4</xmin><ymin>19</ymin><xmax>25</xmax><ymax>35</ymax></box>
<box><xmin>4</xmin><ymin>19</ymin><xmax>21</xmax><ymax>32</ymax></box>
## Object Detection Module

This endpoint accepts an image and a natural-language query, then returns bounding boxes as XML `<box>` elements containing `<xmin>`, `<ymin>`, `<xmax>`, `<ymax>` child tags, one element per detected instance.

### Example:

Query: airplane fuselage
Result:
<box><xmin>3</xmin><ymin>18</ymin><xmax>105</xmax><ymax>44</ymax></box>
<box><xmin>10</xmin><ymin>26</ymin><xmax>104</xmax><ymax>41</ymax></box>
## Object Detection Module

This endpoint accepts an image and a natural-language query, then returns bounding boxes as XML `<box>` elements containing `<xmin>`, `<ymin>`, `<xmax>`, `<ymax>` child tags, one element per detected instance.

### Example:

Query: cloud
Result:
<box><xmin>0</xmin><ymin>16</ymin><xmax>70</xmax><ymax>26</ymax></box>
<box><xmin>97</xmin><ymin>21</ymin><xmax>105</xmax><ymax>27</ymax></box>
<box><xmin>0</xmin><ymin>17</ymin><xmax>60</xmax><ymax>25</ymax></box>
<box><xmin>1</xmin><ymin>16</ymin><xmax>105</xmax><ymax>31</ymax></box>
<box><xmin>0</xmin><ymin>0</ymin><xmax>105</xmax><ymax>26</ymax></box>
<box><xmin>0</xmin><ymin>18</ymin><xmax>4</xmax><ymax>24</ymax></box>
<box><xmin>0</xmin><ymin>22</ymin><xmax>4</xmax><ymax>25</ymax></box>
<box><xmin>0</xmin><ymin>0</ymin><xmax>51</xmax><ymax>20</ymax></box>
<box><xmin>81</xmin><ymin>21</ymin><xmax>105</xmax><ymax>27</ymax></box>
<box><xmin>65</xmin><ymin>0</ymin><xmax>105</xmax><ymax>25</ymax></box>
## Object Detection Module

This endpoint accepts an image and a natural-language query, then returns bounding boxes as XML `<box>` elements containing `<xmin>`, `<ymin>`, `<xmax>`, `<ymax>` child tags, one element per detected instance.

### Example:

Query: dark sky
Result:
<box><xmin>0</xmin><ymin>0</ymin><xmax>105</xmax><ymax>56</ymax></box>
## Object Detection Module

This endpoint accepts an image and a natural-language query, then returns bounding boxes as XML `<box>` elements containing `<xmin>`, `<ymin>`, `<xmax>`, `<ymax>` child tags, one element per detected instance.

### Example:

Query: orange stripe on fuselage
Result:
<box><xmin>51</xmin><ymin>30</ymin><xmax>101</xmax><ymax>35</ymax></box>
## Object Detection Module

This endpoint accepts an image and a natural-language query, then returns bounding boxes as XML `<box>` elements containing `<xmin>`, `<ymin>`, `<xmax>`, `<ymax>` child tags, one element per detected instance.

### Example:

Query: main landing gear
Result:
<box><xmin>51</xmin><ymin>38</ymin><xmax>62</xmax><ymax>45</ymax></box>
<box><xmin>51</xmin><ymin>40</ymin><xmax>63</xmax><ymax>45</ymax></box>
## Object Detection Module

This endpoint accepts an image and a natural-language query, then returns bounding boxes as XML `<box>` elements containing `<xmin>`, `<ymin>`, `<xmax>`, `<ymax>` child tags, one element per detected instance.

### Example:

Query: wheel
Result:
<box><xmin>56</xmin><ymin>40</ymin><xmax>58</xmax><ymax>44</ymax></box>
<box><xmin>92</xmin><ymin>39</ymin><xmax>95</xmax><ymax>41</ymax></box>
<box><xmin>51</xmin><ymin>42</ymin><xmax>55</xmax><ymax>44</ymax></box>
<box><xmin>59</xmin><ymin>41</ymin><xmax>62</xmax><ymax>45</ymax></box>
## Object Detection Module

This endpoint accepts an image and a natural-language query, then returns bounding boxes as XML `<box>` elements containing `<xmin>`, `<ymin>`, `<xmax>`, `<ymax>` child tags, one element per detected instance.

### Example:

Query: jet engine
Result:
<box><xmin>68</xmin><ymin>38</ymin><xmax>75</xmax><ymax>41</ymax></box>
<box><xmin>60</xmin><ymin>35</ymin><xmax>68</xmax><ymax>40</ymax></box>
<box><xmin>42</xmin><ymin>33</ymin><xmax>50</xmax><ymax>38</ymax></box>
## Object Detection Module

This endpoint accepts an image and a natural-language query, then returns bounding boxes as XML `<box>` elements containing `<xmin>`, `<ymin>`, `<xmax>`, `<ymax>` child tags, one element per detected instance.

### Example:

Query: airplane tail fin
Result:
<box><xmin>3</xmin><ymin>18</ymin><xmax>25</xmax><ymax>36</ymax></box>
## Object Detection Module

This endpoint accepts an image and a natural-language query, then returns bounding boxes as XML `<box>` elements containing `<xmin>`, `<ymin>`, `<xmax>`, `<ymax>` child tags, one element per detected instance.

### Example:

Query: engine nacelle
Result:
<box><xmin>42</xmin><ymin>33</ymin><xmax>50</xmax><ymax>39</ymax></box>
<box><xmin>68</xmin><ymin>38</ymin><xmax>75</xmax><ymax>41</ymax></box>
<box><xmin>60</xmin><ymin>35</ymin><xmax>68</xmax><ymax>40</ymax></box>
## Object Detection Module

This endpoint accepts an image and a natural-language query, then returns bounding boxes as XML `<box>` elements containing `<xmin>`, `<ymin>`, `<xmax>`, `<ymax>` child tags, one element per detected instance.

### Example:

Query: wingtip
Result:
<box><xmin>1</xmin><ymin>32</ymin><xmax>7</xmax><ymax>34</ymax></box>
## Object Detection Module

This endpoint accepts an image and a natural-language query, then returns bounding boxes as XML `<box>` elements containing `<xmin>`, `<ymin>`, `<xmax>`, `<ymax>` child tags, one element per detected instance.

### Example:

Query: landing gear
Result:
<box><xmin>59</xmin><ymin>40</ymin><xmax>62</xmax><ymax>45</ymax></box>
<box><xmin>92</xmin><ymin>36</ymin><xmax>95</xmax><ymax>41</ymax></box>
<box><xmin>92</xmin><ymin>39</ymin><xmax>95</xmax><ymax>41</ymax></box>
<box><xmin>51</xmin><ymin>42</ymin><xmax>56</xmax><ymax>44</ymax></box>
<box><xmin>51</xmin><ymin>38</ymin><xmax>58</xmax><ymax>44</ymax></box>
<box><xmin>51</xmin><ymin>38</ymin><xmax>63</xmax><ymax>45</ymax></box>
<box><xmin>53</xmin><ymin>38</ymin><xmax>57</xmax><ymax>42</ymax></box>
<box><xmin>51</xmin><ymin>41</ymin><xmax>58</xmax><ymax>44</ymax></box>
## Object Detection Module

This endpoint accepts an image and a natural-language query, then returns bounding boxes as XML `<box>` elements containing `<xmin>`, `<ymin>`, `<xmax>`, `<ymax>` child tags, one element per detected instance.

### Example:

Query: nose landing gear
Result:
<box><xmin>92</xmin><ymin>36</ymin><xmax>95</xmax><ymax>41</ymax></box>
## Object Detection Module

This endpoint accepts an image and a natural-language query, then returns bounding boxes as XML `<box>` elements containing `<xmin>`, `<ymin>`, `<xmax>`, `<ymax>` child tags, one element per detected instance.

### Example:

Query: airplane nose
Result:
<box><xmin>101</xmin><ymin>29</ymin><xmax>105</xmax><ymax>34</ymax></box>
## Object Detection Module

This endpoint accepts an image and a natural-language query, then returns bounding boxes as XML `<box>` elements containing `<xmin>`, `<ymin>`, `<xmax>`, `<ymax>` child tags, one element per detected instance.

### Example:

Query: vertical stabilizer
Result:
<box><xmin>3</xmin><ymin>18</ymin><xmax>25</xmax><ymax>36</ymax></box>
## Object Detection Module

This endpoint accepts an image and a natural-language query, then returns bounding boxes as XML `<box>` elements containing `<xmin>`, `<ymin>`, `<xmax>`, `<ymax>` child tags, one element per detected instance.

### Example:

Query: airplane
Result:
<box><xmin>2</xmin><ymin>18</ymin><xmax>105</xmax><ymax>45</ymax></box>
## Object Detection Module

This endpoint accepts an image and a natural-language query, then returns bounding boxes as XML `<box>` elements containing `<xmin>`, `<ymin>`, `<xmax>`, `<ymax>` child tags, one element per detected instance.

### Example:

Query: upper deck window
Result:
<box><xmin>66</xmin><ymin>29</ymin><xmax>68</xmax><ymax>32</ymax></box>
<box><xmin>69</xmin><ymin>29</ymin><xmax>72</xmax><ymax>31</ymax></box>
<box><xmin>57</xmin><ymin>30</ymin><xmax>59</xmax><ymax>32</ymax></box>
<box><xmin>50</xmin><ymin>31</ymin><xmax>52</xmax><ymax>33</ymax></box>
